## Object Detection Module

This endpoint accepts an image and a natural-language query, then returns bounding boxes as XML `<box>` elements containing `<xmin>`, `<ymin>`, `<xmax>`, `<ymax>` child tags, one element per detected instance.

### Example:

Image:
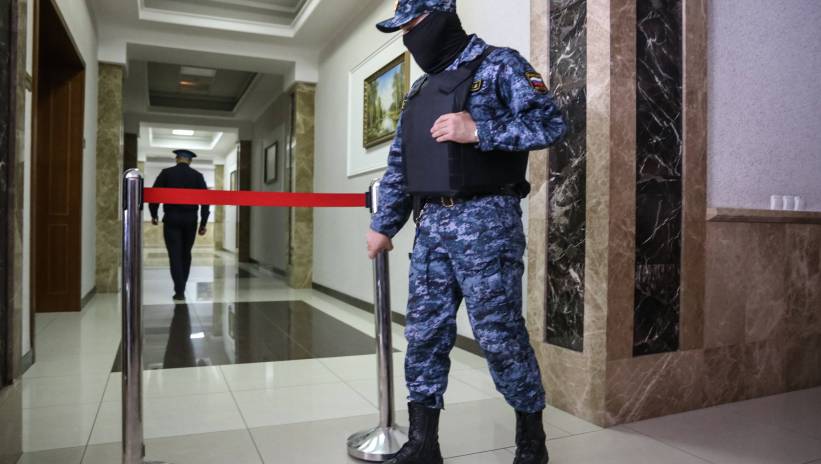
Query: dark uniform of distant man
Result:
<box><xmin>149</xmin><ymin>149</ymin><xmax>210</xmax><ymax>301</ymax></box>
<box><xmin>365</xmin><ymin>1</ymin><xmax>566</xmax><ymax>463</ymax></box>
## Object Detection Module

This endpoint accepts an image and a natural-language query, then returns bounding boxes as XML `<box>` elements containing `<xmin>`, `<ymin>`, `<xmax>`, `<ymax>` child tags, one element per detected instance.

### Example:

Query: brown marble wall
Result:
<box><xmin>286</xmin><ymin>83</ymin><xmax>315</xmax><ymax>289</ymax></box>
<box><xmin>604</xmin><ymin>220</ymin><xmax>821</xmax><ymax>424</ymax></box>
<box><xmin>527</xmin><ymin>0</ymin><xmax>821</xmax><ymax>426</ymax></box>
<box><xmin>95</xmin><ymin>63</ymin><xmax>124</xmax><ymax>293</ymax></box>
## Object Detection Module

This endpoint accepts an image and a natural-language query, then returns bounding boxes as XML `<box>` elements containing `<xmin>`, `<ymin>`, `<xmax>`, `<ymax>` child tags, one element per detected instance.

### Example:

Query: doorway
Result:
<box><xmin>31</xmin><ymin>0</ymin><xmax>85</xmax><ymax>313</ymax></box>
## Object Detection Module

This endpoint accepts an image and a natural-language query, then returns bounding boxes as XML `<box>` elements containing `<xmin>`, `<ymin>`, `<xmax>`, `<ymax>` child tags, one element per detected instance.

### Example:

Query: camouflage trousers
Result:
<box><xmin>404</xmin><ymin>195</ymin><xmax>546</xmax><ymax>413</ymax></box>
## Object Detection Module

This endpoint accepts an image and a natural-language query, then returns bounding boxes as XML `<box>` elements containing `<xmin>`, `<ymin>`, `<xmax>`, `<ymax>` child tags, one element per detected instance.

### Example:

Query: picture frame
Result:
<box><xmin>362</xmin><ymin>52</ymin><xmax>411</xmax><ymax>149</ymax></box>
<box><xmin>264</xmin><ymin>142</ymin><xmax>278</xmax><ymax>184</ymax></box>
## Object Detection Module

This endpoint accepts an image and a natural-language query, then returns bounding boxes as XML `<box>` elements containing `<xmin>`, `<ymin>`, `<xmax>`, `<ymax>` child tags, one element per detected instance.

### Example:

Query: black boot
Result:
<box><xmin>513</xmin><ymin>410</ymin><xmax>549</xmax><ymax>464</ymax></box>
<box><xmin>385</xmin><ymin>402</ymin><xmax>443</xmax><ymax>464</ymax></box>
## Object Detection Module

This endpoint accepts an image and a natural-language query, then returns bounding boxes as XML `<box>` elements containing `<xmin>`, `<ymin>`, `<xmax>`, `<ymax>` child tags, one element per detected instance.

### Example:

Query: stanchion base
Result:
<box><xmin>347</xmin><ymin>425</ymin><xmax>408</xmax><ymax>462</ymax></box>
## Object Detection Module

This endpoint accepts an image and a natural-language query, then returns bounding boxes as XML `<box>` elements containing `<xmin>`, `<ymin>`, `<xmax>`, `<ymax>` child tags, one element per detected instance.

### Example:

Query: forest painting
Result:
<box><xmin>363</xmin><ymin>53</ymin><xmax>410</xmax><ymax>149</ymax></box>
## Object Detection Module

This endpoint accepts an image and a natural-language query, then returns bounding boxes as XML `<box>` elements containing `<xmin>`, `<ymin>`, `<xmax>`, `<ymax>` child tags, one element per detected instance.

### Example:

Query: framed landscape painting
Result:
<box><xmin>363</xmin><ymin>53</ymin><xmax>410</xmax><ymax>149</ymax></box>
<box><xmin>264</xmin><ymin>141</ymin><xmax>278</xmax><ymax>184</ymax></box>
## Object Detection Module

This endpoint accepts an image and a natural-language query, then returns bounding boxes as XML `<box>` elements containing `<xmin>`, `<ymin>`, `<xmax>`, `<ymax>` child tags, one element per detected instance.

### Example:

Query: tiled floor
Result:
<box><xmin>7</xmin><ymin>250</ymin><xmax>821</xmax><ymax>463</ymax></box>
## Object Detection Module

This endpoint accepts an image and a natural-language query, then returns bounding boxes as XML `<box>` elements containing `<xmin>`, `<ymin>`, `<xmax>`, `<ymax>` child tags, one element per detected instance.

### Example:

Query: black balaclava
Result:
<box><xmin>403</xmin><ymin>11</ymin><xmax>470</xmax><ymax>75</ymax></box>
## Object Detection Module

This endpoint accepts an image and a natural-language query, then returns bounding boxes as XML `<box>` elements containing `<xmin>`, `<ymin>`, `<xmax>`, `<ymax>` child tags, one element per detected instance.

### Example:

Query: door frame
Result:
<box><xmin>30</xmin><ymin>0</ymin><xmax>85</xmax><ymax>318</ymax></box>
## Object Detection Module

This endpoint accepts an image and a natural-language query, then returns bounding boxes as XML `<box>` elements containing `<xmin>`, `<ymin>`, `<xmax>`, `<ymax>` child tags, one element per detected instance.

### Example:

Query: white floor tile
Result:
<box><xmin>723</xmin><ymin>387</ymin><xmax>821</xmax><ymax>440</ymax></box>
<box><xmin>83</xmin><ymin>430</ymin><xmax>263</xmax><ymax>464</ymax></box>
<box><xmin>89</xmin><ymin>392</ymin><xmax>246</xmax><ymax>444</ymax></box>
<box><xmin>21</xmin><ymin>403</ymin><xmax>99</xmax><ymax>452</ymax></box>
<box><xmin>446</xmin><ymin>449</ymin><xmax>515</xmax><ymax>463</ymax></box>
<box><xmin>347</xmin><ymin>376</ymin><xmax>495</xmax><ymax>410</ymax></box>
<box><xmin>318</xmin><ymin>353</ymin><xmax>406</xmax><ymax>382</ymax></box>
<box><xmin>220</xmin><ymin>360</ymin><xmax>340</xmax><ymax>391</ymax></box>
<box><xmin>15</xmin><ymin>446</ymin><xmax>85</xmax><ymax>464</ymax></box>
<box><xmin>102</xmin><ymin>366</ymin><xmax>230</xmax><ymax>402</ymax></box>
<box><xmin>232</xmin><ymin>383</ymin><xmax>377</xmax><ymax>428</ymax></box>
<box><xmin>22</xmin><ymin>354</ymin><xmax>116</xmax><ymax>379</ymax></box>
<box><xmin>21</xmin><ymin>375</ymin><xmax>109</xmax><ymax>409</ymax></box>
<box><xmin>529</xmin><ymin>427</ymin><xmax>712</xmax><ymax>464</ymax></box>
<box><xmin>250</xmin><ymin>414</ymin><xmax>381</xmax><ymax>464</ymax></box>
<box><xmin>626</xmin><ymin>404</ymin><xmax>821</xmax><ymax>464</ymax></box>
<box><xmin>450</xmin><ymin>368</ymin><xmax>503</xmax><ymax>398</ymax></box>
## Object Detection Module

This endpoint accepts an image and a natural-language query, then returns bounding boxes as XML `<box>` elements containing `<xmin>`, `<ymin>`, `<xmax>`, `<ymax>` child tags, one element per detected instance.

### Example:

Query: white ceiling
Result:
<box><xmin>139</xmin><ymin>122</ymin><xmax>239</xmax><ymax>162</ymax></box>
<box><xmin>89</xmin><ymin>0</ymin><xmax>372</xmax><ymax>44</ymax></box>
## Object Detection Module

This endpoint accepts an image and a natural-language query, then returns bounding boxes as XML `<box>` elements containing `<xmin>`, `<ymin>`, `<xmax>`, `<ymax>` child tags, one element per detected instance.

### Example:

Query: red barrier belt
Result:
<box><xmin>144</xmin><ymin>188</ymin><xmax>367</xmax><ymax>208</ymax></box>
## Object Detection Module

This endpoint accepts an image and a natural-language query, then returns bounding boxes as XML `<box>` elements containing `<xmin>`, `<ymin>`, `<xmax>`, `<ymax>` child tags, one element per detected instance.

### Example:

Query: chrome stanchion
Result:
<box><xmin>347</xmin><ymin>179</ymin><xmax>408</xmax><ymax>462</ymax></box>
<box><xmin>121</xmin><ymin>169</ymin><xmax>169</xmax><ymax>464</ymax></box>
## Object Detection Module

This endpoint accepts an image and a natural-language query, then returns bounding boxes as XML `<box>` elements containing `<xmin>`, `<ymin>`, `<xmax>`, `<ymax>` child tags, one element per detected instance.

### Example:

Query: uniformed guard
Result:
<box><xmin>365</xmin><ymin>2</ymin><xmax>566</xmax><ymax>463</ymax></box>
<box><xmin>148</xmin><ymin>149</ymin><xmax>211</xmax><ymax>301</ymax></box>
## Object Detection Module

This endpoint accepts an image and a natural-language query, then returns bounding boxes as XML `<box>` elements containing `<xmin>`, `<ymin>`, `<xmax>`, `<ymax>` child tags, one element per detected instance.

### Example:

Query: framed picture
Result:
<box><xmin>229</xmin><ymin>170</ymin><xmax>237</xmax><ymax>191</ymax></box>
<box><xmin>362</xmin><ymin>53</ymin><xmax>411</xmax><ymax>149</ymax></box>
<box><xmin>264</xmin><ymin>142</ymin><xmax>278</xmax><ymax>184</ymax></box>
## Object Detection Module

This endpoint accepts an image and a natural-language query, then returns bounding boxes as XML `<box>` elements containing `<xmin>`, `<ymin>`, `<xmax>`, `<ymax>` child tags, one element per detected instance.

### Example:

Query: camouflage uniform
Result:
<box><xmin>371</xmin><ymin>36</ymin><xmax>566</xmax><ymax>413</ymax></box>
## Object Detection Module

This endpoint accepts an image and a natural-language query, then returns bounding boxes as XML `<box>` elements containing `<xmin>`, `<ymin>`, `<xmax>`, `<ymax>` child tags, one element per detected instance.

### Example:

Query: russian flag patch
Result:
<box><xmin>525</xmin><ymin>71</ymin><xmax>548</xmax><ymax>94</ymax></box>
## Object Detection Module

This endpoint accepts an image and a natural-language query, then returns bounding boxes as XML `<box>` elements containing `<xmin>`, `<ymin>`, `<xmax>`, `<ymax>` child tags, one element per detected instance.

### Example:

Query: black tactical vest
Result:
<box><xmin>402</xmin><ymin>47</ymin><xmax>529</xmax><ymax>197</ymax></box>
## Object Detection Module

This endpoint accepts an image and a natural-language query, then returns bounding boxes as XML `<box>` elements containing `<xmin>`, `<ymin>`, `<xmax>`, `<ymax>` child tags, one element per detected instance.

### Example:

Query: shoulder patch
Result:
<box><xmin>525</xmin><ymin>71</ymin><xmax>548</xmax><ymax>94</ymax></box>
<box><xmin>469</xmin><ymin>80</ymin><xmax>484</xmax><ymax>93</ymax></box>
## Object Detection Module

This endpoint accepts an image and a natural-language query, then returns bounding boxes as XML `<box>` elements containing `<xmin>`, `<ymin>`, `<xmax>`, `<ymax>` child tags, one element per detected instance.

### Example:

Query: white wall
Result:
<box><xmin>249</xmin><ymin>94</ymin><xmax>290</xmax><ymax>271</ymax></box>
<box><xmin>223</xmin><ymin>148</ymin><xmax>238</xmax><ymax>251</ymax></box>
<box><xmin>313</xmin><ymin>0</ymin><xmax>532</xmax><ymax>339</ymax></box>
<box><xmin>49</xmin><ymin>0</ymin><xmax>100</xmax><ymax>298</ymax></box>
<box><xmin>708</xmin><ymin>0</ymin><xmax>821</xmax><ymax>212</ymax></box>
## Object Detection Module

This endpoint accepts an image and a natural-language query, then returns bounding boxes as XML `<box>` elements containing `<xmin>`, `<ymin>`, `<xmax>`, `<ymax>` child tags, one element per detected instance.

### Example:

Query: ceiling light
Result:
<box><xmin>181</xmin><ymin>66</ymin><xmax>217</xmax><ymax>78</ymax></box>
<box><xmin>172</xmin><ymin>129</ymin><xmax>195</xmax><ymax>136</ymax></box>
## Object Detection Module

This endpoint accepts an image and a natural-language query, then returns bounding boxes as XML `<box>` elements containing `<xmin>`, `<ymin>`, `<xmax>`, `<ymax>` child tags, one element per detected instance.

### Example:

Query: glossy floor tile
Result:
<box><xmin>10</xmin><ymin>250</ymin><xmax>821</xmax><ymax>464</ymax></box>
<box><xmin>112</xmin><ymin>300</ymin><xmax>380</xmax><ymax>371</ymax></box>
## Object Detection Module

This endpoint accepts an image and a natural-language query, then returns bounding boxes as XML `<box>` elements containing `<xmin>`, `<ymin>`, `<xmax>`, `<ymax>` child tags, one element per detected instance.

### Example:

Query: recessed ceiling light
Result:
<box><xmin>180</xmin><ymin>66</ymin><xmax>217</xmax><ymax>78</ymax></box>
<box><xmin>172</xmin><ymin>129</ymin><xmax>195</xmax><ymax>136</ymax></box>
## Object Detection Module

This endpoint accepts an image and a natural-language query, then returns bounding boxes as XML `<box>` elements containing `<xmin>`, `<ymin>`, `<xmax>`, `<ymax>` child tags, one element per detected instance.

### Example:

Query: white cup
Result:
<box><xmin>770</xmin><ymin>195</ymin><xmax>781</xmax><ymax>210</ymax></box>
<box><xmin>782</xmin><ymin>195</ymin><xmax>793</xmax><ymax>211</ymax></box>
<box><xmin>794</xmin><ymin>196</ymin><xmax>804</xmax><ymax>211</ymax></box>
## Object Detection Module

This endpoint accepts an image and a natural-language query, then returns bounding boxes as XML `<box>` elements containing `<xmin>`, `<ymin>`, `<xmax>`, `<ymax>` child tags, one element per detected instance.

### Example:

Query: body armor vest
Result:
<box><xmin>402</xmin><ymin>47</ymin><xmax>529</xmax><ymax>197</ymax></box>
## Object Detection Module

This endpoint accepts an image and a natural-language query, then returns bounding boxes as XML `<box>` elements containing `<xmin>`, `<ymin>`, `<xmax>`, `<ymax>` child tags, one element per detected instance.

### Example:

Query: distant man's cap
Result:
<box><xmin>376</xmin><ymin>0</ymin><xmax>456</xmax><ymax>33</ymax></box>
<box><xmin>173</xmin><ymin>149</ymin><xmax>197</xmax><ymax>159</ymax></box>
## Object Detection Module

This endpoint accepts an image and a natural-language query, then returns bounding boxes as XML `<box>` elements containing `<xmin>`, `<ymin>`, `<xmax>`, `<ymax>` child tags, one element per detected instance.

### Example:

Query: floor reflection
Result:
<box><xmin>113</xmin><ymin>301</ymin><xmax>379</xmax><ymax>371</ymax></box>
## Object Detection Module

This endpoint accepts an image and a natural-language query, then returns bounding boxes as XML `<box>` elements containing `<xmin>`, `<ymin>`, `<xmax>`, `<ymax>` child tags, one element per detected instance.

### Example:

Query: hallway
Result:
<box><xmin>3</xmin><ymin>251</ymin><xmax>820</xmax><ymax>464</ymax></box>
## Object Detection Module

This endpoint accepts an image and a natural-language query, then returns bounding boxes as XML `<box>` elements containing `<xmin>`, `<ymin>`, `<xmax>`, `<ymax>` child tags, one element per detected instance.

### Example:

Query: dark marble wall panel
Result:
<box><xmin>0</xmin><ymin>0</ymin><xmax>14</xmax><ymax>385</ymax></box>
<box><xmin>546</xmin><ymin>0</ymin><xmax>586</xmax><ymax>352</ymax></box>
<box><xmin>633</xmin><ymin>0</ymin><xmax>683</xmax><ymax>356</ymax></box>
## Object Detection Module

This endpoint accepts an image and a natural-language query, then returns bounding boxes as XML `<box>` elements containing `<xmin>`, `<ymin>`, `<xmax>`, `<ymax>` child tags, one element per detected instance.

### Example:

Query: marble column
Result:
<box><xmin>1</xmin><ymin>0</ymin><xmax>24</xmax><ymax>461</ymax></box>
<box><xmin>214</xmin><ymin>164</ymin><xmax>224</xmax><ymax>250</ymax></box>
<box><xmin>95</xmin><ymin>64</ymin><xmax>124</xmax><ymax>293</ymax></box>
<box><xmin>286</xmin><ymin>83</ymin><xmax>315</xmax><ymax>289</ymax></box>
<box><xmin>528</xmin><ymin>0</ymin><xmax>707</xmax><ymax>426</ymax></box>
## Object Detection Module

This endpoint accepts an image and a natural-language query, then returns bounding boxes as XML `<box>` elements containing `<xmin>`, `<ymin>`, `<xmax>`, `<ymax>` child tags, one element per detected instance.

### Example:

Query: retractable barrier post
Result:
<box><xmin>347</xmin><ymin>179</ymin><xmax>408</xmax><ymax>462</ymax></box>
<box><xmin>121</xmin><ymin>169</ymin><xmax>170</xmax><ymax>464</ymax></box>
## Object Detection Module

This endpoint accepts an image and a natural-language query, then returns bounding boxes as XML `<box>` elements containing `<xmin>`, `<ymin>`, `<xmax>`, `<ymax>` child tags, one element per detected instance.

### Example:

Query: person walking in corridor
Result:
<box><xmin>149</xmin><ymin>149</ymin><xmax>210</xmax><ymax>301</ymax></box>
<box><xmin>365</xmin><ymin>1</ymin><xmax>566</xmax><ymax>463</ymax></box>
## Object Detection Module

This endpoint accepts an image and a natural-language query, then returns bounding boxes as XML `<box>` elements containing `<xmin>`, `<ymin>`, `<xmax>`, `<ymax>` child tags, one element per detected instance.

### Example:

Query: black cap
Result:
<box><xmin>173</xmin><ymin>149</ymin><xmax>197</xmax><ymax>159</ymax></box>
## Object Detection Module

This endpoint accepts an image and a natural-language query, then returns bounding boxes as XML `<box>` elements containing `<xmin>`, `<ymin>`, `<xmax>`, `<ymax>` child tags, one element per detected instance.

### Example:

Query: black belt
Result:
<box><xmin>411</xmin><ymin>185</ymin><xmax>526</xmax><ymax>224</ymax></box>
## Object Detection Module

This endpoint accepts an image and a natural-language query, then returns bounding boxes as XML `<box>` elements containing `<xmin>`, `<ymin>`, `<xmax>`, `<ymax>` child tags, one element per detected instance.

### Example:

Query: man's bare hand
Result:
<box><xmin>367</xmin><ymin>229</ymin><xmax>393</xmax><ymax>259</ymax></box>
<box><xmin>431</xmin><ymin>111</ymin><xmax>479</xmax><ymax>144</ymax></box>
<box><xmin>152</xmin><ymin>218</ymin><xmax>159</xmax><ymax>226</ymax></box>
<box><xmin>198</xmin><ymin>227</ymin><xmax>207</xmax><ymax>237</ymax></box>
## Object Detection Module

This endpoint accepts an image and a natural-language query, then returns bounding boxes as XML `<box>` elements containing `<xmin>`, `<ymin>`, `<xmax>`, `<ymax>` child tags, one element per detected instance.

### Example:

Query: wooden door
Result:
<box><xmin>31</xmin><ymin>0</ymin><xmax>85</xmax><ymax>312</ymax></box>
